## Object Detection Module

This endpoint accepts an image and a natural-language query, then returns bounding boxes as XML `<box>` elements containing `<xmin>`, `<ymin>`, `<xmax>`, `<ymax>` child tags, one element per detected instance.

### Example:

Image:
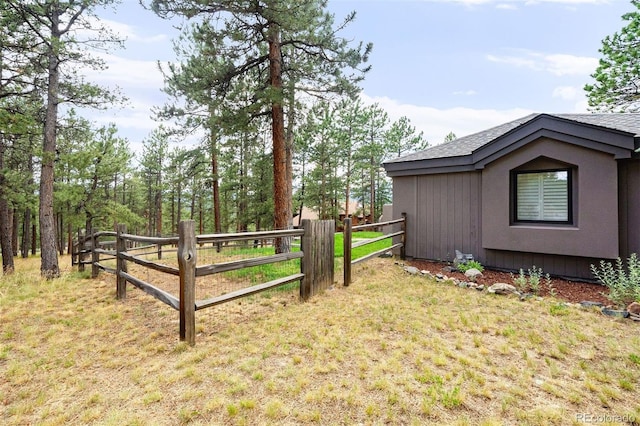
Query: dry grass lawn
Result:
<box><xmin>1</xmin><ymin>255</ymin><xmax>639</xmax><ymax>425</ymax></box>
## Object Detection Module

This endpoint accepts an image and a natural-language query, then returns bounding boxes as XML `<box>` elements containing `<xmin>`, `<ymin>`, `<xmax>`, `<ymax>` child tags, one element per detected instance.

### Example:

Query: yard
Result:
<box><xmin>1</xmin><ymin>255</ymin><xmax>639</xmax><ymax>425</ymax></box>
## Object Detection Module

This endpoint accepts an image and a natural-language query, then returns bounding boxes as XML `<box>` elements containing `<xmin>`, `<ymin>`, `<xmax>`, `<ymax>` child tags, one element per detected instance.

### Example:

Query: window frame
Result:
<box><xmin>511</xmin><ymin>167</ymin><xmax>573</xmax><ymax>225</ymax></box>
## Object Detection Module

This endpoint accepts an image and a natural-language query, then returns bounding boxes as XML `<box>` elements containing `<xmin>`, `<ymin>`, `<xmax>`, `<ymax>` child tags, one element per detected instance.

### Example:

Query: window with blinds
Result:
<box><xmin>515</xmin><ymin>170</ymin><xmax>570</xmax><ymax>222</ymax></box>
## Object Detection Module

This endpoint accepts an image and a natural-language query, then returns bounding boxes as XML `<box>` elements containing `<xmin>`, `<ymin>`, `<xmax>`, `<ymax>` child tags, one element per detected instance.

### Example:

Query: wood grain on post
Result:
<box><xmin>300</xmin><ymin>220</ymin><xmax>335</xmax><ymax>300</ymax></box>
<box><xmin>91</xmin><ymin>230</ymin><xmax>99</xmax><ymax>278</ymax></box>
<box><xmin>116</xmin><ymin>224</ymin><xmax>127</xmax><ymax>300</ymax></box>
<box><xmin>343</xmin><ymin>218</ymin><xmax>352</xmax><ymax>286</ymax></box>
<box><xmin>78</xmin><ymin>229</ymin><xmax>85</xmax><ymax>272</ymax></box>
<box><xmin>300</xmin><ymin>219</ymin><xmax>312</xmax><ymax>301</ymax></box>
<box><xmin>178</xmin><ymin>220</ymin><xmax>197</xmax><ymax>346</ymax></box>
<box><xmin>401</xmin><ymin>212</ymin><xmax>407</xmax><ymax>260</ymax></box>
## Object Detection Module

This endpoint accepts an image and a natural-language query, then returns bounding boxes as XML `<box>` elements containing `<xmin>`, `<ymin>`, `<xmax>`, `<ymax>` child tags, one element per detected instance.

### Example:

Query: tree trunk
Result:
<box><xmin>11</xmin><ymin>208</ymin><xmax>18</xmax><ymax>256</ymax></box>
<box><xmin>40</xmin><ymin>14</ymin><xmax>61</xmax><ymax>278</ymax></box>
<box><xmin>208</xmin><ymin>106</ymin><xmax>221</xmax><ymax>236</ymax></box>
<box><xmin>21</xmin><ymin>207</ymin><xmax>31</xmax><ymax>258</ymax></box>
<box><xmin>268</xmin><ymin>24</ymin><xmax>290</xmax><ymax>254</ymax></box>
<box><xmin>285</xmin><ymin>71</ymin><xmax>295</xmax><ymax>233</ymax></box>
<box><xmin>0</xmin><ymin>138</ymin><xmax>14</xmax><ymax>274</ymax></box>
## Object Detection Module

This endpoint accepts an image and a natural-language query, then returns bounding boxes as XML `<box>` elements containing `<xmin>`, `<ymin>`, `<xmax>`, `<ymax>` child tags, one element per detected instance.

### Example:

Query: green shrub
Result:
<box><xmin>456</xmin><ymin>260</ymin><xmax>484</xmax><ymax>273</ymax></box>
<box><xmin>511</xmin><ymin>266</ymin><xmax>551</xmax><ymax>296</ymax></box>
<box><xmin>590</xmin><ymin>253</ymin><xmax>640</xmax><ymax>308</ymax></box>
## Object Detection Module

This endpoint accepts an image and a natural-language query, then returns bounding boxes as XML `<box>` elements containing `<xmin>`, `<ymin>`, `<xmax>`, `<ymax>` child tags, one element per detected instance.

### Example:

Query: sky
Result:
<box><xmin>88</xmin><ymin>0</ymin><xmax>635</xmax><ymax>153</ymax></box>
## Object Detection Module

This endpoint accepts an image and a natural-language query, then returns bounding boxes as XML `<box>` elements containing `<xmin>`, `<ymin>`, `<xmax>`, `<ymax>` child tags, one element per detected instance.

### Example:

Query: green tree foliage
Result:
<box><xmin>3</xmin><ymin>0</ymin><xmax>125</xmax><ymax>278</ymax></box>
<box><xmin>56</xmin><ymin>115</ymin><xmax>141</xmax><ymax>235</ymax></box>
<box><xmin>386</xmin><ymin>116</ymin><xmax>428</xmax><ymax>158</ymax></box>
<box><xmin>139</xmin><ymin>127</ymin><xmax>169</xmax><ymax>236</ymax></box>
<box><xmin>443</xmin><ymin>131</ymin><xmax>457</xmax><ymax>143</ymax></box>
<box><xmin>148</xmin><ymin>0</ymin><xmax>371</xmax><ymax>252</ymax></box>
<box><xmin>585</xmin><ymin>0</ymin><xmax>640</xmax><ymax>112</ymax></box>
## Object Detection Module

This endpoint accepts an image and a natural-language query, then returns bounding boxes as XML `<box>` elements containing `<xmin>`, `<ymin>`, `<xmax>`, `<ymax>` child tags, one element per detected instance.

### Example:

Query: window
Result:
<box><xmin>513</xmin><ymin>169</ymin><xmax>571</xmax><ymax>223</ymax></box>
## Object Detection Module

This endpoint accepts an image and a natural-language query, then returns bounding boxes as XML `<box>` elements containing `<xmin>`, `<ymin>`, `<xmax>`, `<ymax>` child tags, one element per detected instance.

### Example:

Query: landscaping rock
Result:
<box><xmin>464</xmin><ymin>268</ymin><xmax>483</xmax><ymax>282</ymax></box>
<box><xmin>487</xmin><ymin>283</ymin><xmax>517</xmax><ymax>295</ymax></box>
<box><xmin>475</xmin><ymin>284</ymin><xmax>484</xmax><ymax>291</ymax></box>
<box><xmin>404</xmin><ymin>266</ymin><xmax>420</xmax><ymax>275</ymax></box>
<box><xmin>627</xmin><ymin>302</ymin><xmax>640</xmax><ymax>315</ymax></box>
<box><xmin>580</xmin><ymin>301</ymin><xmax>604</xmax><ymax>309</ymax></box>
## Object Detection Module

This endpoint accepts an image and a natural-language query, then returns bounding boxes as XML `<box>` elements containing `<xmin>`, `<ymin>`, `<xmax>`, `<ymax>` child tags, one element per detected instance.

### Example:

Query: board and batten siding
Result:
<box><xmin>393</xmin><ymin>172</ymin><xmax>482</xmax><ymax>263</ymax></box>
<box><xmin>619</xmin><ymin>159</ymin><xmax>640</xmax><ymax>259</ymax></box>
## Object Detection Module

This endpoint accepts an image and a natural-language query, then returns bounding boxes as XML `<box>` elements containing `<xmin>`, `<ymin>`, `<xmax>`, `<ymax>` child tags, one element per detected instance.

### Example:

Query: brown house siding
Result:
<box><xmin>482</xmin><ymin>250</ymin><xmax>601</xmax><ymax>279</ymax></box>
<box><xmin>386</xmin><ymin>114</ymin><xmax>640</xmax><ymax>281</ymax></box>
<box><xmin>619</xmin><ymin>159</ymin><xmax>640</xmax><ymax>258</ymax></box>
<box><xmin>393</xmin><ymin>172</ymin><xmax>482</xmax><ymax>262</ymax></box>
<box><xmin>393</xmin><ymin>153</ymin><xmax>635</xmax><ymax>280</ymax></box>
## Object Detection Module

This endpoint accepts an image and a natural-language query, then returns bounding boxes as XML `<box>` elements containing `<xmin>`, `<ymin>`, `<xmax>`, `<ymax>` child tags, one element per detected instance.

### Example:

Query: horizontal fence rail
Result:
<box><xmin>343</xmin><ymin>213</ymin><xmax>406</xmax><ymax>286</ymax></box>
<box><xmin>74</xmin><ymin>220</ymin><xmax>334</xmax><ymax>346</ymax></box>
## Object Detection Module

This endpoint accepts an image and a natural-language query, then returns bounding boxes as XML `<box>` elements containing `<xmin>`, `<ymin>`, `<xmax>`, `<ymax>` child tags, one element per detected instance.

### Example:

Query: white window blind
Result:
<box><xmin>516</xmin><ymin>171</ymin><xmax>568</xmax><ymax>221</ymax></box>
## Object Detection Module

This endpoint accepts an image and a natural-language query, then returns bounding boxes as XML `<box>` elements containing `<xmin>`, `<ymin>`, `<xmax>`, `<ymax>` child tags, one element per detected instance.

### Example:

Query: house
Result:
<box><xmin>382</xmin><ymin>113</ymin><xmax>640</xmax><ymax>280</ymax></box>
<box><xmin>295</xmin><ymin>201</ymin><xmax>364</xmax><ymax>229</ymax></box>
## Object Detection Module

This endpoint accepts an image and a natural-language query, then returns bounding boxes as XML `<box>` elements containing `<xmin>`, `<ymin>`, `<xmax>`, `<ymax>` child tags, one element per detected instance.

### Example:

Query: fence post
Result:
<box><xmin>91</xmin><ymin>229</ymin><xmax>99</xmax><ymax>278</ymax></box>
<box><xmin>157</xmin><ymin>232</ymin><xmax>163</xmax><ymax>260</ymax></box>
<box><xmin>401</xmin><ymin>212</ymin><xmax>407</xmax><ymax>260</ymax></box>
<box><xmin>300</xmin><ymin>220</ymin><xmax>335</xmax><ymax>301</ymax></box>
<box><xmin>343</xmin><ymin>218</ymin><xmax>352</xmax><ymax>286</ymax></box>
<box><xmin>178</xmin><ymin>220</ymin><xmax>196</xmax><ymax>346</ymax></box>
<box><xmin>78</xmin><ymin>229</ymin><xmax>85</xmax><ymax>272</ymax></box>
<box><xmin>116</xmin><ymin>224</ymin><xmax>127</xmax><ymax>300</ymax></box>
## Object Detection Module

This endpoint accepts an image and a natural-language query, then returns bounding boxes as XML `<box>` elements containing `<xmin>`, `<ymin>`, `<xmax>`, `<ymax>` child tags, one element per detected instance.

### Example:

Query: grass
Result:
<box><xmin>2</xmin><ymin>255</ymin><xmax>640</xmax><ymax>425</ymax></box>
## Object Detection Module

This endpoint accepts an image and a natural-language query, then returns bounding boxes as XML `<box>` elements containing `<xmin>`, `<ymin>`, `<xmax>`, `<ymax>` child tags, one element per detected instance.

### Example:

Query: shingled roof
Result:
<box><xmin>383</xmin><ymin>113</ymin><xmax>640</xmax><ymax>176</ymax></box>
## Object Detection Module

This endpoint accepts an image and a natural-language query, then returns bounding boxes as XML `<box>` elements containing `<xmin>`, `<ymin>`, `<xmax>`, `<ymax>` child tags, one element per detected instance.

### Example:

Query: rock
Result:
<box><xmin>380</xmin><ymin>251</ymin><xmax>393</xmax><ymax>258</ymax></box>
<box><xmin>487</xmin><ymin>283</ymin><xmax>517</xmax><ymax>295</ymax></box>
<box><xmin>580</xmin><ymin>301</ymin><xmax>604</xmax><ymax>309</ymax></box>
<box><xmin>420</xmin><ymin>270</ymin><xmax>430</xmax><ymax>275</ymax></box>
<box><xmin>475</xmin><ymin>284</ymin><xmax>484</xmax><ymax>291</ymax></box>
<box><xmin>627</xmin><ymin>302</ymin><xmax>640</xmax><ymax>315</ymax></box>
<box><xmin>404</xmin><ymin>266</ymin><xmax>420</xmax><ymax>275</ymax></box>
<box><xmin>442</xmin><ymin>266</ymin><xmax>456</xmax><ymax>273</ymax></box>
<box><xmin>453</xmin><ymin>249</ymin><xmax>474</xmax><ymax>267</ymax></box>
<box><xmin>458</xmin><ymin>281</ymin><xmax>468</xmax><ymax>288</ymax></box>
<box><xmin>464</xmin><ymin>268</ymin><xmax>483</xmax><ymax>282</ymax></box>
<box><xmin>435</xmin><ymin>273</ymin><xmax>444</xmax><ymax>279</ymax></box>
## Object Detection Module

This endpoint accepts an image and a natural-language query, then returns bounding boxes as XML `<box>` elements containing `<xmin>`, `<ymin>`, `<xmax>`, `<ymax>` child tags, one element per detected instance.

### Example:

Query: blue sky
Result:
<box><xmin>89</xmin><ymin>0</ymin><xmax>634</xmax><ymax>151</ymax></box>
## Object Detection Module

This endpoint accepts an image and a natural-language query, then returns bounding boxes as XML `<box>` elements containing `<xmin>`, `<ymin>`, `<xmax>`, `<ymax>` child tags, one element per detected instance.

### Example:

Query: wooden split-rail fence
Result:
<box><xmin>74</xmin><ymin>216</ymin><xmax>405</xmax><ymax>346</ymax></box>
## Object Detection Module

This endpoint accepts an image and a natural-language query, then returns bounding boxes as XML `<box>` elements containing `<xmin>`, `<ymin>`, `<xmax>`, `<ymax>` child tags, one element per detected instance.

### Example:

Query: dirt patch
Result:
<box><xmin>407</xmin><ymin>259</ymin><xmax>610</xmax><ymax>305</ymax></box>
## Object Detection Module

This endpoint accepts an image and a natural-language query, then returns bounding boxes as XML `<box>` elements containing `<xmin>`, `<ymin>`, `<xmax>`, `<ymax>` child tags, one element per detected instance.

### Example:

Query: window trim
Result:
<box><xmin>511</xmin><ymin>168</ymin><xmax>573</xmax><ymax>225</ymax></box>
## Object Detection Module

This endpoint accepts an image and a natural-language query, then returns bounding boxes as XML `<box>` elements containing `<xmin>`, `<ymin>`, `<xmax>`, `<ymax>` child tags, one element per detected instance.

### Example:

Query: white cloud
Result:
<box><xmin>91</xmin><ymin>52</ymin><xmax>167</xmax><ymax>89</ymax></box>
<box><xmin>552</xmin><ymin>85</ymin><xmax>591</xmax><ymax>112</ymax></box>
<box><xmin>360</xmin><ymin>93</ymin><xmax>534</xmax><ymax>145</ymax></box>
<box><xmin>84</xmin><ymin>16</ymin><xmax>170</xmax><ymax>44</ymax></box>
<box><xmin>487</xmin><ymin>50</ymin><xmax>597</xmax><ymax>76</ymax></box>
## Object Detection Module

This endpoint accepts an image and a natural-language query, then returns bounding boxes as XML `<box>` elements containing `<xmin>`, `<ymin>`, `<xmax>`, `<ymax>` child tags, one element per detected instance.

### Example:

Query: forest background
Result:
<box><xmin>0</xmin><ymin>0</ymin><xmax>638</xmax><ymax>277</ymax></box>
